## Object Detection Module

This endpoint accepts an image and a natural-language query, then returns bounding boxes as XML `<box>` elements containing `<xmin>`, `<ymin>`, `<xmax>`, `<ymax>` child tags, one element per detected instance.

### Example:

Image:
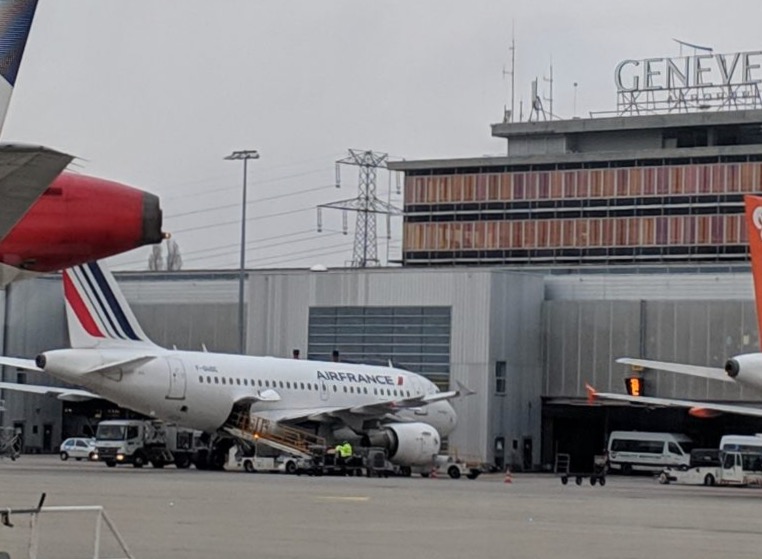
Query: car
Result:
<box><xmin>59</xmin><ymin>437</ymin><xmax>96</xmax><ymax>461</ymax></box>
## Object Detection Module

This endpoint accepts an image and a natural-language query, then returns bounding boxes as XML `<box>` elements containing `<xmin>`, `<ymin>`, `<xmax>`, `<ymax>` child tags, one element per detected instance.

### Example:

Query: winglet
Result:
<box><xmin>455</xmin><ymin>380</ymin><xmax>476</xmax><ymax>397</ymax></box>
<box><xmin>585</xmin><ymin>383</ymin><xmax>597</xmax><ymax>405</ymax></box>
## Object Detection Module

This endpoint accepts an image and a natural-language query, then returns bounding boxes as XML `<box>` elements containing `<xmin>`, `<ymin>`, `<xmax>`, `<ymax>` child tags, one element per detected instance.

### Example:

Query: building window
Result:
<box><xmin>16</xmin><ymin>372</ymin><xmax>26</xmax><ymax>384</ymax></box>
<box><xmin>495</xmin><ymin>361</ymin><xmax>507</xmax><ymax>395</ymax></box>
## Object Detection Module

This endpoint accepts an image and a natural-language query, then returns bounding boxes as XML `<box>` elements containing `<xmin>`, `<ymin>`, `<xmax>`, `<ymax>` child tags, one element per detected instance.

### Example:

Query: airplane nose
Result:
<box><xmin>141</xmin><ymin>192</ymin><xmax>164</xmax><ymax>245</ymax></box>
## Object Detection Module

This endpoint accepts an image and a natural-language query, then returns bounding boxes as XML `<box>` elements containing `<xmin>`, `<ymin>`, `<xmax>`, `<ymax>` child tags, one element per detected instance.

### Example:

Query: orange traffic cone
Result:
<box><xmin>504</xmin><ymin>468</ymin><xmax>513</xmax><ymax>484</ymax></box>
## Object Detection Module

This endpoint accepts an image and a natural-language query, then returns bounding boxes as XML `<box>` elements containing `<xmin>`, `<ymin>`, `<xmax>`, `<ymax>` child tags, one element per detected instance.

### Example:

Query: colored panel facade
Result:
<box><xmin>402</xmin><ymin>157</ymin><xmax>762</xmax><ymax>265</ymax></box>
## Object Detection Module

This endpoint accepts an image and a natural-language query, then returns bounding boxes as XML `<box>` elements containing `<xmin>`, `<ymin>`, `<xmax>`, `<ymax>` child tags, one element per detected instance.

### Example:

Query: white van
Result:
<box><xmin>607</xmin><ymin>431</ymin><xmax>693</xmax><ymax>474</ymax></box>
<box><xmin>719</xmin><ymin>434</ymin><xmax>762</xmax><ymax>455</ymax></box>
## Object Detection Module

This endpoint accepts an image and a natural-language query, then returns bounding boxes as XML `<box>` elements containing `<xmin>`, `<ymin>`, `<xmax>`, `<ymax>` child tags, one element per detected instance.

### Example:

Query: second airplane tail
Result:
<box><xmin>744</xmin><ymin>194</ymin><xmax>762</xmax><ymax>351</ymax></box>
<box><xmin>63</xmin><ymin>261</ymin><xmax>157</xmax><ymax>350</ymax></box>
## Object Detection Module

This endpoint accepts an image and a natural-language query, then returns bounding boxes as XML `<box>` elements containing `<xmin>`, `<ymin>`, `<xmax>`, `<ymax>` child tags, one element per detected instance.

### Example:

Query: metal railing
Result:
<box><xmin>1</xmin><ymin>494</ymin><xmax>134</xmax><ymax>559</ymax></box>
<box><xmin>226</xmin><ymin>411</ymin><xmax>325</xmax><ymax>455</ymax></box>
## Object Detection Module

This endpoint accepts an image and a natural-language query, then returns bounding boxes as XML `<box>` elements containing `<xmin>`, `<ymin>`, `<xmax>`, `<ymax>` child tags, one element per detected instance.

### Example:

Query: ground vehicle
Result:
<box><xmin>0</xmin><ymin>427</ymin><xmax>21</xmax><ymax>460</ymax></box>
<box><xmin>719</xmin><ymin>434</ymin><xmax>762</xmax><ymax>454</ymax></box>
<box><xmin>659</xmin><ymin>450</ymin><xmax>762</xmax><ymax>486</ymax></box>
<box><xmin>59</xmin><ymin>437</ymin><xmax>96</xmax><ymax>461</ymax></box>
<box><xmin>294</xmin><ymin>445</ymin><xmax>365</xmax><ymax>476</ymax></box>
<box><xmin>92</xmin><ymin>420</ymin><xmax>197</xmax><ymax>468</ymax></box>
<box><xmin>556</xmin><ymin>453</ymin><xmax>608</xmax><ymax>486</ymax></box>
<box><xmin>417</xmin><ymin>455</ymin><xmax>483</xmax><ymax>479</ymax></box>
<box><xmin>231</xmin><ymin>443</ymin><xmax>298</xmax><ymax>474</ymax></box>
<box><xmin>607</xmin><ymin>431</ymin><xmax>692</xmax><ymax>474</ymax></box>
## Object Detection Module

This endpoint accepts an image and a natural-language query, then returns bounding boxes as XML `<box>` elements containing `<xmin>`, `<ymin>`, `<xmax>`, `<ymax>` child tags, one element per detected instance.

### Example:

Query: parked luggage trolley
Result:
<box><xmin>555</xmin><ymin>453</ymin><xmax>608</xmax><ymax>486</ymax></box>
<box><xmin>0</xmin><ymin>427</ymin><xmax>21</xmax><ymax>461</ymax></box>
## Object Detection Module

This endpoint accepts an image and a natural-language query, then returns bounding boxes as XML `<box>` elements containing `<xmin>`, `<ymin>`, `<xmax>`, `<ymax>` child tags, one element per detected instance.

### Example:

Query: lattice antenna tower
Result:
<box><xmin>317</xmin><ymin>149</ymin><xmax>401</xmax><ymax>267</ymax></box>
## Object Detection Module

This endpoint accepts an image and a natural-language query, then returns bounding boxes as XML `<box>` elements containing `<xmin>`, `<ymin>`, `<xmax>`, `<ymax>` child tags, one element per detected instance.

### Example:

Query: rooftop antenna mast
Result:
<box><xmin>528</xmin><ymin>78</ymin><xmax>547</xmax><ymax>122</ymax></box>
<box><xmin>502</xmin><ymin>23</ymin><xmax>516</xmax><ymax>123</ymax></box>
<box><xmin>543</xmin><ymin>57</ymin><xmax>554</xmax><ymax>120</ymax></box>
<box><xmin>317</xmin><ymin>149</ymin><xmax>401</xmax><ymax>268</ymax></box>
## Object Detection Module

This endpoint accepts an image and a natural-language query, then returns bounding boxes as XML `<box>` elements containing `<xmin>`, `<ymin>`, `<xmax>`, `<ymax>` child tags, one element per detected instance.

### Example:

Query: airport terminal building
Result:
<box><xmin>4</xmin><ymin>52</ymin><xmax>762</xmax><ymax>470</ymax></box>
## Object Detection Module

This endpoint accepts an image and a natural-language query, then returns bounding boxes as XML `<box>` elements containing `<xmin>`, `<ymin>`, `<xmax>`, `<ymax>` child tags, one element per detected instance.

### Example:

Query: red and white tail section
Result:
<box><xmin>744</xmin><ymin>195</ymin><xmax>762</xmax><ymax>351</ymax></box>
<box><xmin>63</xmin><ymin>261</ymin><xmax>157</xmax><ymax>349</ymax></box>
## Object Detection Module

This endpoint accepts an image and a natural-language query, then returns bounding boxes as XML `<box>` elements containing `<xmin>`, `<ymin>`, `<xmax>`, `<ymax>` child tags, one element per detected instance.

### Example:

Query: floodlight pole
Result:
<box><xmin>224</xmin><ymin>149</ymin><xmax>260</xmax><ymax>353</ymax></box>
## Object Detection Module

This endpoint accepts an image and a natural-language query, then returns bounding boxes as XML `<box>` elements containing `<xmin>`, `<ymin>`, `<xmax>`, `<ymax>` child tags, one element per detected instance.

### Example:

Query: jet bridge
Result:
<box><xmin>224</xmin><ymin>412</ymin><xmax>325</xmax><ymax>459</ymax></box>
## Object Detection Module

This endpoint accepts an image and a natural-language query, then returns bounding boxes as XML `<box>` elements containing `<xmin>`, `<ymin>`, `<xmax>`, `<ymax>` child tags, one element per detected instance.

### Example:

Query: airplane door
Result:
<box><xmin>166</xmin><ymin>358</ymin><xmax>187</xmax><ymax>400</ymax></box>
<box><xmin>319</xmin><ymin>382</ymin><xmax>329</xmax><ymax>402</ymax></box>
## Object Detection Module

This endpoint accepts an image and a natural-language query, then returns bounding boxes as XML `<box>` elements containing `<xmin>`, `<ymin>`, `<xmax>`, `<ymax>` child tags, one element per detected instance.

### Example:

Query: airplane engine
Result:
<box><xmin>365</xmin><ymin>422</ymin><xmax>441</xmax><ymax>466</ymax></box>
<box><xmin>0</xmin><ymin>172</ymin><xmax>163</xmax><ymax>272</ymax></box>
<box><xmin>724</xmin><ymin>353</ymin><xmax>762</xmax><ymax>390</ymax></box>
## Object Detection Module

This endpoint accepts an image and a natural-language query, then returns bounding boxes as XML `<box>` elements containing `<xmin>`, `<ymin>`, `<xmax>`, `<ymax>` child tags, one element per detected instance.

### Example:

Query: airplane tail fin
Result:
<box><xmin>744</xmin><ymin>195</ymin><xmax>762</xmax><ymax>351</ymax></box>
<box><xmin>63</xmin><ymin>261</ymin><xmax>158</xmax><ymax>350</ymax></box>
<box><xmin>0</xmin><ymin>0</ymin><xmax>39</xmax><ymax>136</ymax></box>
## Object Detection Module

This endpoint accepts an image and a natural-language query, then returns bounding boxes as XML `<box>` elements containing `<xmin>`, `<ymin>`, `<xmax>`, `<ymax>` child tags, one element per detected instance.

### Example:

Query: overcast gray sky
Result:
<box><xmin>3</xmin><ymin>0</ymin><xmax>761</xmax><ymax>270</ymax></box>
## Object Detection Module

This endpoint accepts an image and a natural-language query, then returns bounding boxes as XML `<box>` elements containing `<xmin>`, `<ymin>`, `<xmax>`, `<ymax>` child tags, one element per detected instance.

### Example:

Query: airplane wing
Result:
<box><xmin>616</xmin><ymin>357</ymin><xmax>731</xmax><ymax>383</ymax></box>
<box><xmin>586</xmin><ymin>384</ymin><xmax>762</xmax><ymax>418</ymax></box>
<box><xmin>0</xmin><ymin>355</ymin><xmax>156</xmax><ymax>376</ymax></box>
<box><xmin>251</xmin><ymin>381</ymin><xmax>476</xmax><ymax>424</ymax></box>
<box><xmin>0</xmin><ymin>144</ymin><xmax>74</xmax><ymax>240</ymax></box>
<box><xmin>0</xmin><ymin>356</ymin><xmax>41</xmax><ymax>372</ymax></box>
<box><xmin>0</xmin><ymin>381</ymin><xmax>99</xmax><ymax>402</ymax></box>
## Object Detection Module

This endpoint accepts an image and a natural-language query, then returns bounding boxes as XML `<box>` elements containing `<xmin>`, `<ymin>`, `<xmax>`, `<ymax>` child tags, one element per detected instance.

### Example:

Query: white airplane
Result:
<box><xmin>0</xmin><ymin>261</ymin><xmax>470</xmax><ymax>470</ymax></box>
<box><xmin>588</xmin><ymin>194</ymin><xmax>762</xmax><ymax>418</ymax></box>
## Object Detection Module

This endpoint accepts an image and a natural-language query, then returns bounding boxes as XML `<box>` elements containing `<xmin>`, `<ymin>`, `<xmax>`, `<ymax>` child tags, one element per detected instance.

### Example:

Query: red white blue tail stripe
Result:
<box><xmin>64</xmin><ymin>261</ymin><xmax>155</xmax><ymax>348</ymax></box>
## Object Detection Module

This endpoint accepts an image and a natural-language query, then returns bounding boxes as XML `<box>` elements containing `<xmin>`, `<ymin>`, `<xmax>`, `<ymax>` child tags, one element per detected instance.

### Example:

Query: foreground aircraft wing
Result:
<box><xmin>616</xmin><ymin>357</ymin><xmax>732</xmax><ymax>383</ymax></box>
<box><xmin>0</xmin><ymin>144</ymin><xmax>74</xmax><ymax>239</ymax></box>
<box><xmin>586</xmin><ymin>384</ymin><xmax>762</xmax><ymax>418</ymax></box>
<box><xmin>0</xmin><ymin>381</ymin><xmax>99</xmax><ymax>402</ymax></box>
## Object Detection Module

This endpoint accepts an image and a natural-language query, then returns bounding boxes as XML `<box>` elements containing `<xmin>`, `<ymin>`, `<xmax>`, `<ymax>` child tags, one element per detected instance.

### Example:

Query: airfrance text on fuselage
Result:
<box><xmin>316</xmin><ymin>370</ymin><xmax>400</xmax><ymax>385</ymax></box>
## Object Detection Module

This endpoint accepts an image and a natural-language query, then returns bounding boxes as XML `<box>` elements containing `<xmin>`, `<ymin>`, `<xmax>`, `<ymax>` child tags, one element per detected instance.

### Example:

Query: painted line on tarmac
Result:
<box><xmin>315</xmin><ymin>496</ymin><xmax>370</xmax><ymax>502</ymax></box>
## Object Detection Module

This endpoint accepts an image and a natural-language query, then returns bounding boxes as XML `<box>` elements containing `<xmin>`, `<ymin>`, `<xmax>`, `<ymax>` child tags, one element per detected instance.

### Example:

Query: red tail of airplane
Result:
<box><xmin>744</xmin><ymin>195</ymin><xmax>762</xmax><ymax>351</ymax></box>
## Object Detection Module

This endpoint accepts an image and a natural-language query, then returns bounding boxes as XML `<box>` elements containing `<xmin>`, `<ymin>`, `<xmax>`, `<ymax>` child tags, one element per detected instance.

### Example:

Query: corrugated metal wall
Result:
<box><xmin>248</xmin><ymin>268</ymin><xmax>544</xmax><ymax>463</ymax></box>
<box><xmin>543</xmin><ymin>298</ymin><xmax>759</xmax><ymax>401</ymax></box>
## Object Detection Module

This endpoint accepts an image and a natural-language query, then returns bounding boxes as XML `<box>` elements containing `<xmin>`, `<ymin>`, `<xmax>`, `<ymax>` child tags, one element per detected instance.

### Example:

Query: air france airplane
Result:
<box><xmin>589</xmin><ymin>194</ymin><xmax>762</xmax><ymax>418</ymax></box>
<box><xmin>0</xmin><ymin>261</ymin><xmax>470</xmax><ymax>469</ymax></box>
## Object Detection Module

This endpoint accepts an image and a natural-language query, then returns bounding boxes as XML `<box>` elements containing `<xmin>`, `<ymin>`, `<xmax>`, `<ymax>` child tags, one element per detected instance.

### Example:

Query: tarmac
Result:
<box><xmin>0</xmin><ymin>456</ymin><xmax>760</xmax><ymax>559</ymax></box>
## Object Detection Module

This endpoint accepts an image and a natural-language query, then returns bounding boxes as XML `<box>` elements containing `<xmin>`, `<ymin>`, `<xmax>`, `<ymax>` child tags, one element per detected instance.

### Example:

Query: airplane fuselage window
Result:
<box><xmin>198</xmin><ymin>375</ymin><xmax>203</xmax><ymax>383</ymax></box>
<box><xmin>207</xmin><ymin>376</ymin><xmax>211</xmax><ymax>384</ymax></box>
<box><xmin>300</xmin><ymin>382</ymin><xmax>305</xmax><ymax>390</ymax></box>
<box><xmin>333</xmin><ymin>385</ymin><xmax>337</xmax><ymax>392</ymax></box>
<box><xmin>286</xmin><ymin>382</ymin><xmax>291</xmax><ymax>389</ymax></box>
<box><xmin>236</xmin><ymin>378</ymin><xmax>240</xmax><ymax>386</ymax></box>
<box><xmin>265</xmin><ymin>380</ymin><xmax>269</xmax><ymax>387</ymax></box>
<box><xmin>214</xmin><ymin>377</ymin><xmax>219</xmax><ymax>384</ymax></box>
<box><xmin>279</xmin><ymin>381</ymin><xmax>284</xmax><ymax>388</ymax></box>
<box><xmin>343</xmin><ymin>386</ymin><xmax>347</xmax><ymax>393</ymax></box>
<box><xmin>222</xmin><ymin>378</ymin><xmax>226</xmax><ymax>385</ymax></box>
